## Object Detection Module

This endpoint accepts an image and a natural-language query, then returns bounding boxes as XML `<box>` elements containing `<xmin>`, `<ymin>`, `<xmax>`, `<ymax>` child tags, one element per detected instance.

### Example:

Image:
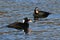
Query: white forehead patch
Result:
<box><xmin>29</xmin><ymin>20</ymin><xmax>32</xmax><ymax>22</ymax></box>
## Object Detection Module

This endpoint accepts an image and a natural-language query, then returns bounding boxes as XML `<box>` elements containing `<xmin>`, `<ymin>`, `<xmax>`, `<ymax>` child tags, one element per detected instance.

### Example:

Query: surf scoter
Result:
<box><xmin>33</xmin><ymin>7</ymin><xmax>51</xmax><ymax>20</ymax></box>
<box><xmin>7</xmin><ymin>17</ymin><xmax>32</xmax><ymax>34</ymax></box>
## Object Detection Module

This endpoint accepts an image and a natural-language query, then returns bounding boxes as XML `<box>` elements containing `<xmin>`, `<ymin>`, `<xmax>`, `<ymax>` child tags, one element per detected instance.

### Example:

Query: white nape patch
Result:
<box><xmin>36</xmin><ymin>10</ymin><xmax>39</xmax><ymax>13</ymax></box>
<box><xmin>23</xmin><ymin>20</ymin><xmax>25</xmax><ymax>23</ymax></box>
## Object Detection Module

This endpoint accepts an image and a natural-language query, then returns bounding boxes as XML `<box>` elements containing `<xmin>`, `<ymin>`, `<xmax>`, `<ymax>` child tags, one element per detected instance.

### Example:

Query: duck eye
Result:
<box><xmin>23</xmin><ymin>20</ymin><xmax>25</xmax><ymax>23</ymax></box>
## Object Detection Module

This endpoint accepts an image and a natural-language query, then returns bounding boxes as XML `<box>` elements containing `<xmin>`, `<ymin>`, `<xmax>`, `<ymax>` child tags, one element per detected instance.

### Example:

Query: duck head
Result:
<box><xmin>23</xmin><ymin>17</ymin><xmax>32</xmax><ymax>23</ymax></box>
<box><xmin>35</xmin><ymin>7</ymin><xmax>39</xmax><ymax>14</ymax></box>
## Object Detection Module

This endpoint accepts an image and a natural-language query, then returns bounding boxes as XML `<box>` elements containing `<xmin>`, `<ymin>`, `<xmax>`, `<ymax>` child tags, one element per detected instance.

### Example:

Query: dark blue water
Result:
<box><xmin>0</xmin><ymin>0</ymin><xmax>60</xmax><ymax>40</ymax></box>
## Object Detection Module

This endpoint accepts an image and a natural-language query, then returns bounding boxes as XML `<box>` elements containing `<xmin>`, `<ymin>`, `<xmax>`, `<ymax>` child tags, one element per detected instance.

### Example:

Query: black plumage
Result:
<box><xmin>7</xmin><ymin>17</ymin><xmax>31</xmax><ymax>34</ymax></box>
<box><xmin>33</xmin><ymin>7</ymin><xmax>51</xmax><ymax>20</ymax></box>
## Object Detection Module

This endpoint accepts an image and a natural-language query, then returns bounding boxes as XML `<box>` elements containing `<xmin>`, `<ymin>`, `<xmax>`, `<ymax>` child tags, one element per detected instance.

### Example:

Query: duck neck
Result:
<box><xmin>24</xmin><ymin>22</ymin><xmax>28</xmax><ymax>24</ymax></box>
<box><xmin>24</xmin><ymin>22</ymin><xmax>29</xmax><ymax>28</ymax></box>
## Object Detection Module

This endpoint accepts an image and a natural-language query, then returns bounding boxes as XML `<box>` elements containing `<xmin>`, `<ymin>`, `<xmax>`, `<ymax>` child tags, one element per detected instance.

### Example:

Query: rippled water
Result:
<box><xmin>0</xmin><ymin>0</ymin><xmax>60</xmax><ymax>40</ymax></box>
